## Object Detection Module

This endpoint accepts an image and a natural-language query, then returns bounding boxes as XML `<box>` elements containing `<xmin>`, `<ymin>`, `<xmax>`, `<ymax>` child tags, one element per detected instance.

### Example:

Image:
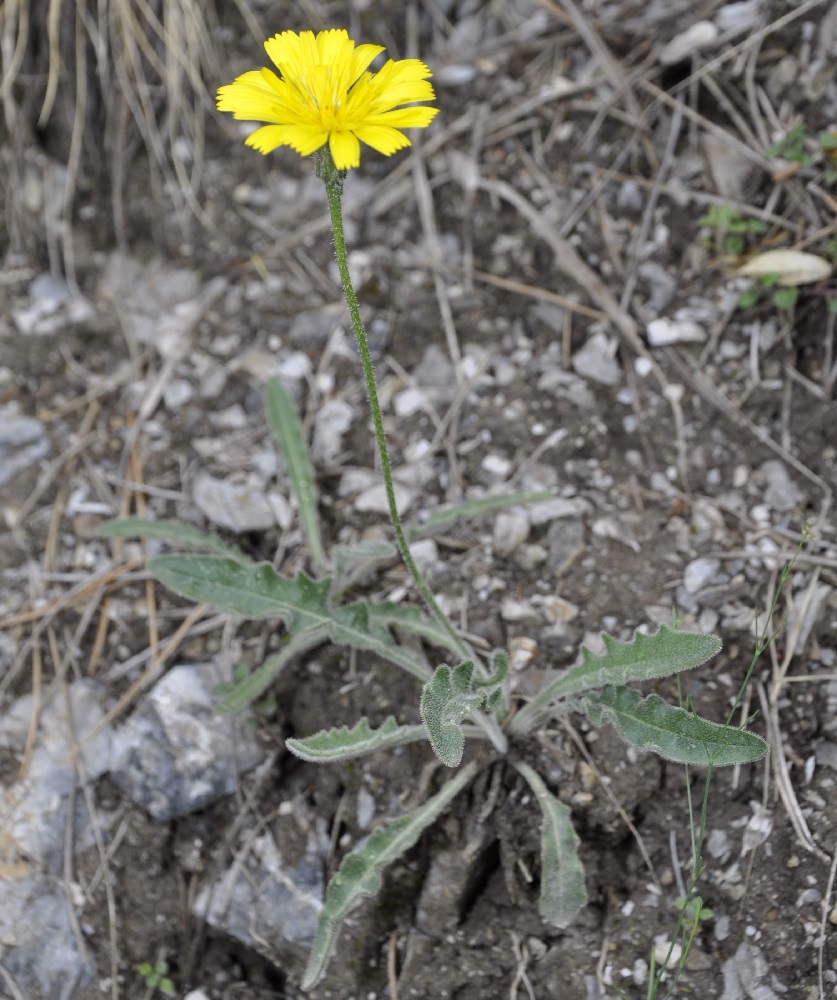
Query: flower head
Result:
<box><xmin>217</xmin><ymin>29</ymin><xmax>438</xmax><ymax>170</ymax></box>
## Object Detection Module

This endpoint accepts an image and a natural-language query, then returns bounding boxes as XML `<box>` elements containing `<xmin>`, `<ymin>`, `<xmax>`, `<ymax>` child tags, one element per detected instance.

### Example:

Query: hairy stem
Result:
<box><xmin>316</xmin><ymin>149</ymin><xmax>507</xmax><ymax>755</ymax></box>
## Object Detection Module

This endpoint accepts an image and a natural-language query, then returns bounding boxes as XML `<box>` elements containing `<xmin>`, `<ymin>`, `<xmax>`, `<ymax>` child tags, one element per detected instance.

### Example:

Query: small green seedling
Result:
<box><xmin>137</xmin><ymin>961</ymin><xmax>174</xmax><ymax>996</ymax></box>
<box><xmin>766</xmin><ymin>122</ymin><xmax>813</xmax><ymax>167</ymax></box>
<box><xmin>698</xmin><ymin>204</ymin><xmax>768</xmax><ymax>257</ymax></box>
<box><xmin>738</xmin><ymin>273</ymin><xmax>799</xmax><ymax>312</ymax></box>
<box><xmin>674</xmin><ymin>894</ymin><xmax>715</xmax><ymax>933</ymax></box>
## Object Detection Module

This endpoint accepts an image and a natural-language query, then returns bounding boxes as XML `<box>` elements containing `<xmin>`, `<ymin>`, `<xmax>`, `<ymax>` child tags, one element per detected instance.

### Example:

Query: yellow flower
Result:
<box><xmin>217</xmin><ymin>29</ymin><xmax>438</xmax><ymax>171</ymax></box>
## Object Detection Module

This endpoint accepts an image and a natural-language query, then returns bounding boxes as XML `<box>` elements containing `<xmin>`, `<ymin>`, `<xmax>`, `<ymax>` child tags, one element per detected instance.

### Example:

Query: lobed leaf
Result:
<box><xmin>514</xmin><ymin>761</ymin><xmax>587</xmax><ymax>928</ymax></box>
<box><xmin>149</xmin><ymin>556</ymin><xmax>432</xmax><ymax>681</ymax></box>
<box><xmin>301</xmin><ymin>759</ymin><xmax>479</xmax><ymax>990</ymax></box>
<box><xmin>265</xmin><ymin>377</ymin><xmax>326</xmax><ymax>571</ymax></box>
<box><xmin>286</xmin><ymin>716</ymin><xmax>428</xmax><ymax>763</ymax></box>
<box><xmin>97</xmin><ymin>516</ymin><xmax>249</xmax><ymax>562</ymax></box>
<box><xmin>582</xmin><ymin>685</ymin><xmax>769</xmax><ymax>766</ymax></box>
<box><xmin>420</xmin><ymin>662</ymin><xmax>482</xmax><ymax>767</ymax></box>
<box><xmin>510</xmin><ymin>625</ymin><xmax>721</xmax><ymax>733</ymax></box>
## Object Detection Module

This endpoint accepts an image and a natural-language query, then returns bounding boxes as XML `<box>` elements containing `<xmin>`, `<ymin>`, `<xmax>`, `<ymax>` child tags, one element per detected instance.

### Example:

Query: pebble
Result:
<box><xmin>571</xmin><ymin>331</ymin><xmax>622</xmax><ymax>386</ymax></box>
<box><xmin>760</xmin><ymin>460</ymin><xmax>802</xmax><ymax>513</ymax></box>
<box><xmin>659</xmin><ymin>21</ymin><xmax>719</xmax><ymax>66</ymax></box>
<box><xmin>647</xmin><ymin>316</ymin><xmax>706</xmax><ymax>347</ymax></box>
<box><xmin>493</xmin><ymin>509</ymin><xmax>530</xmax><ymax>557</ymax></box>
<box><xmin>500</xmin><ymin>597</ymin><xmax>540</xmax><ymax>624</ymax></box>
<box><xmin>0</xmin><ymin>408</ymin><xmax>50</xmax><ymax>487</ymax></box>
<box><xmin>12</xmin><ymin>272</ymin><xmax>94</xmax><ymax>336</ymax></box>
<box><xmin>288</xmin><ymin>304</ymin><xmax>344</xmax><ymax>348</ymax></box>
<box><xmin>354</xmin><ymin>481</ymin><xmax>415</xmax><ymax>515</ymax></box>
<box><xmin>194</xmin><ymin>827</ymin><xmax>325</xmax><ymax>966</ymax></box>
<box><xmin>683</xmin><ymin>557</ymin><xmax>721</xmax><ymax>594</ymax></box>
<box><xmin>111</xmin><ymin>663</ymin><xmax>264</xmax><ymax>821</ymax></box>
<box><xmin>547</xmin><ymin>519</ymin><xmax>586</xmax><ymax>575</ymax></box>
<box><xmin>312</xmin><ymin>398</ymin><xmax>354</xmax><ymax>466</ymax></box>
<box><xmin>193</xmin><ymin>471</ymin><xmax>277</xmax><ymax>532</ymax></box>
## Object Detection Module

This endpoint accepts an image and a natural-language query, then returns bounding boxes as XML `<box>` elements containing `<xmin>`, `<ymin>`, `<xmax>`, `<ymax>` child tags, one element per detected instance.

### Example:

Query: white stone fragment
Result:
<box><xmin>572</xmin><ymin>332</ymin><xmax>621</xmax><ymax>386</ymax></box>
<box><xmin>647</xmin><ymin>317</ymin><xmax>707</xmax><ymax>346</ymax></box>
<box><xmin>493</xmin><ymin>509</ymin><xmax>530</xmax><ymax>557</ymax></box>
<box><xmin>660</xmin><ymin>21</ymin><xmax>719</xmax><ymax>65</ymax></box>
<box><xmin>683</xmin><ymin>557</ymin><xmax>721</xmax><ymax>594</ymax></box>
<box><xmin>193</xmin><ymin>472</ymin><xmax>277</xmax><ymax>532</ymax></box>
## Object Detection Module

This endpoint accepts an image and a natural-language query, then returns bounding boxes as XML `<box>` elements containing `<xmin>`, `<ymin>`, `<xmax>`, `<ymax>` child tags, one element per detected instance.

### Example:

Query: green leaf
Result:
<box><xmin>737</xmin><ymin>287</ymin><xmax>760</xmax><ymax>309</ymax></box>
<box><xmin>420</xmin><ymin>662</ymin><xmax>481</xmax><ymax>767</ymax></box>
<box><xmin>266</xmin><ymin>377</ymin><xmax>326</xmax><ymax>571</ymax></box>
<box><xmin>216</xmin><ymin>628</ymin><xmax>328</xmax><ymax>714</ymax></box>
<box><xmin>510</xmin><ymin>625</ymin><xmax>721</xmax><ymax>733</ymax></box>
<box><xmin>582</xmin><ymin>685</ymin><xmax>769</xmax><ymax>766</ymax></box>
<box><xmin>331</xmin><ymin>539</ymin><xmax>398</xmax><ymax>595</ymax></box>
<box><xmin>366</xmin><ymin>601</ymin><xmax>466</xmax><ymax>657</ymax></box>
<box><xmin>286</xmin><ymin>716</ymin><xmax>428</xmax><ymax>762</ymax></box>
<box><xmin>408</xmin><ymin>491</ymin><xmax>552</xmax><ymax>539</ymax></box>
<box><xmin>772</xmin><ymin>286</ymin><xmax>799</xmax><ymax>310</ymax></box>
<box><xmin>149</xmin><ymin>556</ymin><xmax>432</xmax><ymax>681</ymax></box>
<box><xmin>301</xmin><ymin>760</ymin><xmax>478</xmax><ymax>990</ymax></box>
<box><xmin>97</xmin><ymin>517</ymin><xmax>249</xmax><ymax>562</ymax></box>
<box><xmin>514</xmin><ymin>761</ymin><xmax>587</xmax><ymax>928</ymax></box>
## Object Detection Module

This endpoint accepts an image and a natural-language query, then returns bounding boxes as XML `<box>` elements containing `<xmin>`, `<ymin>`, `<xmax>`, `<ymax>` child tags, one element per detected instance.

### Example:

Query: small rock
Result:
<box><xmin>111</xmin><ymin>663</ymin><xmax>265</xmax><ymax>821</ymax></box>
<box><xmin>0</xmin><ymin>408</ymin><xmax>50</xmax><ymax>487</ymax></box>
<box><xmin>193</xmin><ymin>472</ymin><xmax>277</xmax><ymax>532</ymax></box>
<box><xmin>647</xmin><ymin>316</ymin><xmax>706</xmax><ymax>347</ymax></box>
<box><xmin>683</xmin><ymin>557</ymin><xmax>721</xmax><ymax>595</ymax></box>
<box><xmin>163</xmin><ymin>379</ymin><xmax>194</xmax><ymax>410</ymax></box>
<box><xmin>413</xmin><ymin>344</ymin><xmax>456</xmax><ymax>387</ymax></box>
<box><xmin>760</xmin><ymin>460</ymin><xmax>802</xmax><ymax>513</ymax></box>
<box><xmin>572</xmin><ymin>332</ymin><xmax>621</xmax><ymax>386</ymax></box>
<box><xmin>194</xmin><ymin>828</ymin><xmax>325</xmax><ymax>967</ymax></box>
<box><xmin>288</xmin><ymin>303</ymin><xmax>345</xmax><ymax>348</ymax></box>
<box><xmin>541</xmin><ymin>595</ymin><xmax>579</xmax><ymax>624</ymax></box>
<box><xmin>592</xmin><ymin>516</ymin><xmax>640</xmax><ymax>553</ymax></box>
<box><xmin>481</xmin><ymin>453</ymin><xmax>513</xmax><ymax>478</ymax></box>
<box><xmin>493</xmin><ymin>509</ymin><xmax>530</xmax><ymax>558</ymax></box>
<box><xmin>312</xmin><ymin>398</ymin><xmax>354</xmax><ymax>466</ymax></box>
<box><xmin>546</xmin><ymin>519</ymin><xmax>585</xmax><ymax>575</ymax></box>
<box><xmin>659</xmin><ymin>21</ymin><xmax>719</xmax><ymax>65</ymax></box>
<box><xmin>354</xmin><ymin>481</ymin><xmax>415</xmax><ymax>515</ymax></box>
<box><xmin>501</xmin><ymin>597</ymin><xmax>540</xmax><ymax>624</ymax></box>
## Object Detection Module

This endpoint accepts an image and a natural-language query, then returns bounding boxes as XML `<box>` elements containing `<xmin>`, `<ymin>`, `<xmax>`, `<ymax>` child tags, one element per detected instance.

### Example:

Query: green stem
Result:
<box><xmin>316</xmin><ymin>149</ymin><xmax>506</xmax><ymax>754</ymax></box>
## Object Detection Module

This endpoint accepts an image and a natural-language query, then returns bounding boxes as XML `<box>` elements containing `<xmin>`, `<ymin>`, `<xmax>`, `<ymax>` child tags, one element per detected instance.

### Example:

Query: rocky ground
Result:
<box><xmin>2</xmin><ymin>1</ymin><xmax>837</xmax><ymax>998</ymax></box>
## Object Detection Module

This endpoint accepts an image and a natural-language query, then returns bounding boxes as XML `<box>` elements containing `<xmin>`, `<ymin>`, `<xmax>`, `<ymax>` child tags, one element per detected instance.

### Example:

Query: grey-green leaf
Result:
<box><xmin>510</xmin><ymin>625</ymin><xmax>722</xmax><ymax>733</ymax></box>
<box><xmin>301</xmin><ymin>759</ymin><xmax>479</xmax><ymax>990</ymax></box>
<box><xmin>286</xmin><ymin>716</ymin><xmax>427</xmax><ymax>763</ymax></box>
<box><xmin>408</xmin><ymin>491</ymin><xmax>552</xmax><ymax>540</ymax></box>
<box><xmin>514</xmin><ymin>761</ymin><xmax>587</xmax><ymax>928</ymax></box>
<box><xmin>149</xmin><ymin>557</ymin><xmax>432</xmax><ymax>681</ymax></box>
<box><xmin>216</xmin><ymin>628</ymin><xmax>328</xmax><ymax>714</ymax></box>
<box><xmin>96</xmin><ymin>517</ymin><xmax>249</xmax><ymax>562</ymax></box>
<box><xmin>582</xmin><ymin>685</ymin><xmax>769</xmax><ymax>766</ymax></box>
<box><xmin>266</xmin><ymin>377</ymin><xmax>326</xmax><ymax>571</ymax></box>
<box><xmin>420</xmin><ymin>662</ymin><xmax>482</xmax><ymax>767</ymax></box>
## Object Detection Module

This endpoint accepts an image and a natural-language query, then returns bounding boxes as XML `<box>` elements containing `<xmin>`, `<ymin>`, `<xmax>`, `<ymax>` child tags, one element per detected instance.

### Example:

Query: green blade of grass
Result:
<box><xmin>266</xmin><ymin>377</ymin><xmax>326</xmax><ymax>571</ymax></box>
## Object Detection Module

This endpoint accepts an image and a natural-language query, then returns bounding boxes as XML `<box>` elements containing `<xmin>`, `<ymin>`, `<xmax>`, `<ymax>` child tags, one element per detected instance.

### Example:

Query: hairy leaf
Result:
<box><xmin>408</xmin><ymin>490</ymin><xmax>552</xmax><ymax>539</ymax></box>
<box><xmin>286</xmin><ymin>716</ymin><xmax>427</xmax><ymax>762</ymax></box>
<box><xmin>420</xmin><ymin>662</ymin><xmax>480</xmax><ymax>767</ymax></box>
<box><xmin>97</xmin><ymin>517</ymin><xmax>249</xmax><ymax>562</ymax></box>
<box><xmin>265</xmin><ymin>377</ymin><xmax>326</xmax><ymax>571</ymax></box>
<box><xmin>514</xmin><ymin>761</ymin><xmax>587</xmax><ymax>927</ymax></box>
<box><xmin>302</xmin><ymin>760</ymin><xmax>479</xmax><ymax>990</ymax></box>
<box><xmin>367</xmin><ymin>601</ymin><xmax>467</xmax><ymax>657</ymax></box>
<box><xmin>582</xmin><ymin>685</ymin><xmax>769</xmax><ymax>766</ymax></box>
<box><xmin>510</xmin><ymin>625</ymin><xmax>722</xmax><ymax>733</ymax></box>
<box><xmin>149</xmin><ymin>557</ymin><xmax>432</xmax><ymax>681</ymax></box>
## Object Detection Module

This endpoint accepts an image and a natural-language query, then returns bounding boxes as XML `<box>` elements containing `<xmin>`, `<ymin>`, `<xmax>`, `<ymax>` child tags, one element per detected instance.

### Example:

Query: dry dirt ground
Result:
<box><xmin>2</xmin><ymin>1</ymin><xmax>837</xmax><ymax>998</ymax></box>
